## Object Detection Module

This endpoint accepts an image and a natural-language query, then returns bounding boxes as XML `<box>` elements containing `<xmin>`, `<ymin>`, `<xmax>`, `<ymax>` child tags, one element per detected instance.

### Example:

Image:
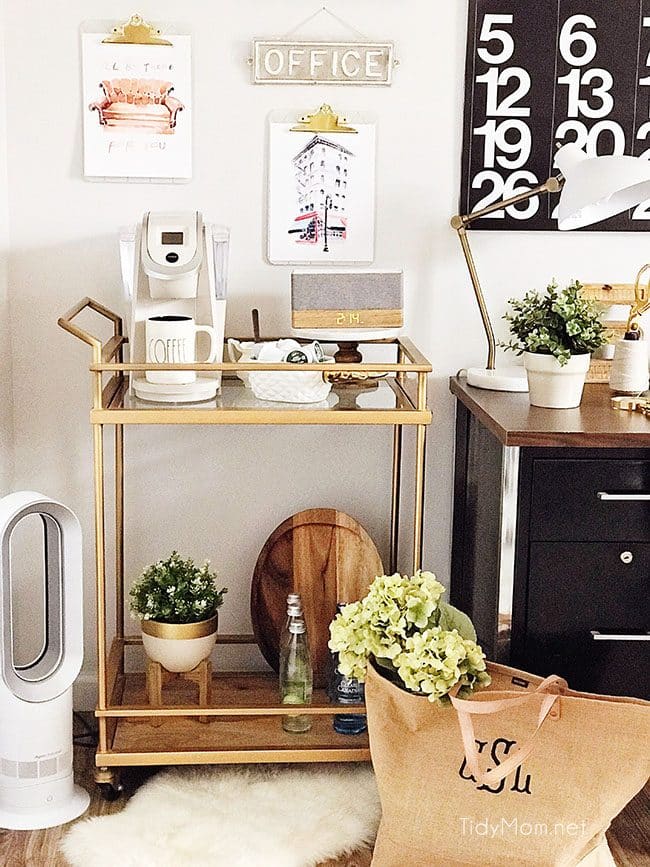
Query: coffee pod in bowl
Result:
<box><xmin>277</xmin><ymin>338</ymin><xmax>302</xmax><ymax>354</ymax></box>
<box><xmin>257</xmin><ymin>342</ymin><xmax>286</xmax><ymax>362</ymax></box>
<box><xmin>291</xmin><ymin>341</ymin><xmax>324</xmax><ymax>363</ymax></box>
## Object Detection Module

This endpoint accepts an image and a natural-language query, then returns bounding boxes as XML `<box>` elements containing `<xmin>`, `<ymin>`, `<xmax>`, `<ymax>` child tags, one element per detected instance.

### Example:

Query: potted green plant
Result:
<box><xmin>500</xmin><ymin>279</ymin><xmax>608</xmax><ymax>408</ymax></box>
<box><xmin>328</xmin><ymin>570</ymin><xmax>490</xmax><ymax>703</ymax></box>
<box><xmin>129</xmin><ymin>551</ymin><xmax>227</xmax><ymax>673</ymax></box>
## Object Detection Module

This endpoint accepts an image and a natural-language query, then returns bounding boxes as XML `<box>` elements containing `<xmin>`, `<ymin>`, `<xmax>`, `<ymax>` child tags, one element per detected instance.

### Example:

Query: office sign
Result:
<box><xmin>252</xmin><ymin>40</ymin><xmax>394</xmax><ymax>85</ymax></box>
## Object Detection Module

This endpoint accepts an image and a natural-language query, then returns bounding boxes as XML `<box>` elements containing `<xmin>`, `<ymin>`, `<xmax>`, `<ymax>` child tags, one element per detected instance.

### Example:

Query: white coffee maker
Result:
<box><xmin>121</xmin><ymin>212</ymin><xmax>229</xmax><ymax>403</ymax></box>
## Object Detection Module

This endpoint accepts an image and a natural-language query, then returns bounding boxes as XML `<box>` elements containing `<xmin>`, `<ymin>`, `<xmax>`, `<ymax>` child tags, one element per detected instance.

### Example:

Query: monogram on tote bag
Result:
<box><xmin>366</xmin><ymin>661</ymin><xmax>650</xmax><ymax>867</ymax></box>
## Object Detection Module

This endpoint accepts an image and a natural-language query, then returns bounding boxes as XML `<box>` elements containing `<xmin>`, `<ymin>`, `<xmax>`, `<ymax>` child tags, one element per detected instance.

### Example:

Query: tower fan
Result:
<box><xmin>0</xmin><ymin>491</ymin><xmax>89</xmax><ymax>829</ymax></box>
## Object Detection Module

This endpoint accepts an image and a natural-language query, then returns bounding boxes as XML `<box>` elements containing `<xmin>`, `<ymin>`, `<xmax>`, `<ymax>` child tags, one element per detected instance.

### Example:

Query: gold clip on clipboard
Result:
<box><xmin>102</xmin><ymin>13</ymin><xmax>172</xmax><ymax>45</ymax></box>
<box><xmin>290</xmin><ymin>104</ymin><xmax>357</xmax><ymax>134</ymax></box>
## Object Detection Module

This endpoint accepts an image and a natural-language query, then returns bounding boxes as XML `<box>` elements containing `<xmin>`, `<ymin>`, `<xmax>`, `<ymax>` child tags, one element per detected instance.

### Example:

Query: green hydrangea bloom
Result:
<box><xmin>328</xmin><ymin>570</ymin><xmax>490</xmax><ymax>702</ymax></box>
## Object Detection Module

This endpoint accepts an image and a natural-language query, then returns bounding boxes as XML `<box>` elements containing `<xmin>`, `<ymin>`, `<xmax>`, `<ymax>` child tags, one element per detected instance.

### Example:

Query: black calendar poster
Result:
<box><xmin>461</xmin><ymin>0</ymin><xmax>650</xmax><ymax>230</ymax></box>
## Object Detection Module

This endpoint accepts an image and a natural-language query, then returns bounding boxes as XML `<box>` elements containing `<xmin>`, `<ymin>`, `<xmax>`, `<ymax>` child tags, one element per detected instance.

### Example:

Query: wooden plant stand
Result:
<box><xmin>146</xmin><ymin>659</ymin><xmax>212</xmax><ymax>725</ymax></box>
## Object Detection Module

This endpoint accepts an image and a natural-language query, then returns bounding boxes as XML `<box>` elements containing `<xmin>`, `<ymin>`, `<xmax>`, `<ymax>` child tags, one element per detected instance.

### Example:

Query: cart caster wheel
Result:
<box><xmin>97</xmin><ymin>782</ymin><xmax>123</xmax><ymax>801</ymax></box>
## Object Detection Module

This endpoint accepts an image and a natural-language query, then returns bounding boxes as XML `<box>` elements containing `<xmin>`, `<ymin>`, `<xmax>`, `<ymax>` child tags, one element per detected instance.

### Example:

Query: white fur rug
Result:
<box><xmin>62</xmin><ymin>764</ymin><xmax>380</xmax><ymax>867</ymax></box>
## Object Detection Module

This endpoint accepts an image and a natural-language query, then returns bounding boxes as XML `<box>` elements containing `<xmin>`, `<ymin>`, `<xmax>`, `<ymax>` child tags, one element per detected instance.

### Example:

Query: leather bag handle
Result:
<box><xmin>450</xmin><ymin>673</ymin><xmax>567</xmax><ymax>786</ymax></box>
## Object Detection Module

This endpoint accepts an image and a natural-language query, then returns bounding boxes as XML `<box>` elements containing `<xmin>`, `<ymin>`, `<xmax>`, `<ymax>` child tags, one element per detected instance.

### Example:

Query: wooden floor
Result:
<box><xmin>0</xmin><ymin>723</ymin><xmax>647</xmax><ymax>867</ymax></box>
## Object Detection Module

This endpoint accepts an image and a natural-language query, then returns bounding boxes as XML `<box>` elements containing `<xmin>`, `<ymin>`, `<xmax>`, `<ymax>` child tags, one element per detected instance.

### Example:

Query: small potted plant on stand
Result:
<box><xmin>501</xmin><ymin>279</ymin><xmax>608</xmax><ymax>408</ymax></box>
<box><xmin>129</xmin><ymin>551</ymin><xmax>227</xmax><ymax>673</ymax></box>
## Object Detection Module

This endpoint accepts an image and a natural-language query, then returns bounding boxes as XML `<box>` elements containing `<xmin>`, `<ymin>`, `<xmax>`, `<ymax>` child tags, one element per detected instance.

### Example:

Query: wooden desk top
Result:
<box><xmin>450</xmin><ymin>376</ymin><xmax>650</xmax><ymax>448</ymax></box>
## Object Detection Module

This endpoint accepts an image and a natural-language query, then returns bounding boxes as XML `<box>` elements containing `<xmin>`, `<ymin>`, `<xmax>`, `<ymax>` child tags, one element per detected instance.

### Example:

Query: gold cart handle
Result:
<box><xmin>58</xmin><ymin>297</ymin><xmax>125</xmax><ymax>362</ymax></box>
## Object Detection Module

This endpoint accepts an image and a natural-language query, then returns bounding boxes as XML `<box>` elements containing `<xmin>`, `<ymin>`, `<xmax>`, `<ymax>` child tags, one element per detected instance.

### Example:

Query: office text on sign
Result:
<box><xmin>252</xmin><ymin>41</ymin><xmax>394</xmax><ymax>85</ymax></box>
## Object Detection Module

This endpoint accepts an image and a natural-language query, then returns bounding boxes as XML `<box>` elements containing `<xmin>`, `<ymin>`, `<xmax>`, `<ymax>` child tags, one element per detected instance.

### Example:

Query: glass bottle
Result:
<box><xmin>330</xmin><ymin>604</ymin><xmax>367</xmax><ymax>735</ymax></box>
<box><xmin>279</xmin><ymin>617</ymin><xmax>313</xmax><ymax>733</ymax></box>
<box><xmin>279</xmin><ymin>593</ymin><xmax>303</xmax><ymax>656</ymax></box>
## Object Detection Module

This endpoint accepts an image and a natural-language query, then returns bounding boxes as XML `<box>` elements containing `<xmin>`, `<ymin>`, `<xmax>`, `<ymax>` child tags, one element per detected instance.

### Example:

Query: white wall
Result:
<box><xmin>3</xmin><ymin>1</ymin><xmax>650</xmax><ymax>705</ymax></box>
<box><xmin>0</xmin><ymin>6</ymin><xmax>13</xmax><ymax>492</ymax></box>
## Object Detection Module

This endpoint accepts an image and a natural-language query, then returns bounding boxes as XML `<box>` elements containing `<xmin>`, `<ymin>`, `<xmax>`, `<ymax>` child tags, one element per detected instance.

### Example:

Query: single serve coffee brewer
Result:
<box><xmin>120</xmin><ymin>211</ymin><xmax>229</xmax><ymax>403</ymax></box>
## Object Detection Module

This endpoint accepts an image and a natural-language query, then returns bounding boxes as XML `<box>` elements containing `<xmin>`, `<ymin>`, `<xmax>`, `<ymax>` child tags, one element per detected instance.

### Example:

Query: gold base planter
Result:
<box><xmin>140</xmin><ymin>614</ymin><xmax>218</xmax><ymax>672</ymax></box>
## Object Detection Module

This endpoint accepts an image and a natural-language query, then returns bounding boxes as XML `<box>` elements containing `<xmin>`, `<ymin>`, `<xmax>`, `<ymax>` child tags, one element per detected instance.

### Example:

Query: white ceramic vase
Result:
<box><xmin>523</xmin><ymin>352</ymin><xmax>590</xmax><ymax>409</ymax></box>
<box><xmin>140</xmin><ymin>614</ymin><xmax>218</xmax><ymax>673</ymax></box>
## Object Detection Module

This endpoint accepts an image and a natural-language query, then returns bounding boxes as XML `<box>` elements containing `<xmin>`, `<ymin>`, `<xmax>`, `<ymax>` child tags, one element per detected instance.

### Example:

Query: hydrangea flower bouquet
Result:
<box><xmin>129</xmin><ymin>551</ymin><xmax>227</xmax><ymax>673</ymax></box>
<box><xmin>328</xmin><ymin>570</ymin><xmax>490</xmax><ymax>703</ymax></box>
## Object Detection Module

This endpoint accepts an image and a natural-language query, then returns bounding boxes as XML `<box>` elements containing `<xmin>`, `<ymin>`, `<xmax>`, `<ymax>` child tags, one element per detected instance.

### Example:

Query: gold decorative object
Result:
<box><xmin>102</xmin><ymin>13</ymin><xmax>172</xmax><ymax>46</ymax></box>
<box><xmin>290</xmin><ymin>104</ymin><xmax>357</xmax><ymax>134</ymax></box>
<box><xmin>57</xmin><ymin>297</ymin><xmax>431</xmax><ymax>782</ymax></box>
<box><xmin>324</xmin><ymin>370</ymin><xmax>383</xmax><ymax>389</ymax></box>
<box><xmin>611</xmin><ymin>395</ymin><xmax>650</xmax><ymax>417</ymax></box>
<box><xmin>627</xmin><ymin>263</ymin><xmax>650</xmax><ymax>332</ymax></box>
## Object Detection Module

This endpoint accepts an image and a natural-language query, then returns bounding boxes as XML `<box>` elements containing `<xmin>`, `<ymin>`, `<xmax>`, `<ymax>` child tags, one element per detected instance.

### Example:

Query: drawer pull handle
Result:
<box><xmin>620</xmin><ymin>551</ymin><xmax>634</xmax><ymax>564</ymax></box>
<box><xmin>590</xmin><ymin>630</ymin><xmax>650</xmax><ymax>642</ymax></box>
<box><xmin>597</xmin><ymin>492</ymin><xmax>650</xmax><ymax>501</ymax></box>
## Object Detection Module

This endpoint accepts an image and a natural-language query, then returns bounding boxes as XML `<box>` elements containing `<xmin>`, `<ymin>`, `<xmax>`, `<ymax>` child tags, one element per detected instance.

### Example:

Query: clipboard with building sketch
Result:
<box><xmin>267</xmin><ymin>106</ymin><xmax>376</xmax><ymax>264</ymax></box>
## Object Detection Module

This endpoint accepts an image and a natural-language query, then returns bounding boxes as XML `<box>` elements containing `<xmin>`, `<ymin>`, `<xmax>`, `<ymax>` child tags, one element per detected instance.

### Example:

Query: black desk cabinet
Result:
<box><xmin>449</xmin><ymin>377</ymin><xmax>650</xmax><ymax>700</ymax></box>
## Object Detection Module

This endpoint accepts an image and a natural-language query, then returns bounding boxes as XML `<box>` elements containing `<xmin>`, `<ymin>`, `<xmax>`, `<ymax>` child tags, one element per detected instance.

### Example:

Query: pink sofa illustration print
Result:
<box><xmin>89</xmin><ymin>79</ymin><xmax>184</xmax><ymax>134</ymax></box>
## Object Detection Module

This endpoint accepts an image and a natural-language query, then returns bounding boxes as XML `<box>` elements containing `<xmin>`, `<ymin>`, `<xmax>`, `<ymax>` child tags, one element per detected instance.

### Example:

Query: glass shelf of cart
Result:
<box><xmin>115</xmin><ymin>377</ymin><xmax>411</xmax><ymax>412</ymax></box>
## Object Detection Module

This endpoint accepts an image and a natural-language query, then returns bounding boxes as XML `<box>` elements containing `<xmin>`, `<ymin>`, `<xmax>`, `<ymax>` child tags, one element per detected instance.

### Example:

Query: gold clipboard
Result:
<box><xmin>290</xmin><ymin>104</ymin><xmax>358</xmax><ymax>134</ymax></box>
<box><xmin>102</xmin><ymin>13</ymin><xmax>171</xmax><ymax>46</ymax></box>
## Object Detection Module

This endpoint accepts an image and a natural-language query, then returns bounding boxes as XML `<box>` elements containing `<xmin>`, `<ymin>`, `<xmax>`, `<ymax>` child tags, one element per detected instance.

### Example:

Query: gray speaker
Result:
<box><xmin>291</xmin><ymin>270</ymin><xmax>403</xmax><ymax>330</ymax></box>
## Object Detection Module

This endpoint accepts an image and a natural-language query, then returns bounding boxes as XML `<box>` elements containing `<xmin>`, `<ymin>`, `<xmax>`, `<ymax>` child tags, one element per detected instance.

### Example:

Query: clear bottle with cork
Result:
<box><xmin>280</xmin><ymin>593</ymin><xmax>303</xmax><ymax>653</ymax></box>
<box><xmin>279</xmin><ymin>595</ymin><xmax>313</xmax><ymax>733</ymax></box>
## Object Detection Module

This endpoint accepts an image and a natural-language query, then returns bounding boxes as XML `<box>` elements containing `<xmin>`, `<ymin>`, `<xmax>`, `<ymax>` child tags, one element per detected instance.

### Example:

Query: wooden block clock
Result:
<box><xmin>291</xmin><ymin>270</ymin><xmax>403</xmax><ymax>330</ymax></box>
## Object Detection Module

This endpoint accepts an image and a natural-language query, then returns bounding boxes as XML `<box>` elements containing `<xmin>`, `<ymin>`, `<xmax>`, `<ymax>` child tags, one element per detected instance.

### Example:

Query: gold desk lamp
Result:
<box><xmin>451</xmin><ymin>143</ymin><xmax>650</xmax><ymax>392</ymax></box>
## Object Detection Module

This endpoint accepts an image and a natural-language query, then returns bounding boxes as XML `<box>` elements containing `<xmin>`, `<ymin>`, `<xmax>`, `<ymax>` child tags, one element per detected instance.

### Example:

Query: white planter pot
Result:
<box><xmin>523</xmin><ymin>352</ymin><xmax>590</xmax><ymax>409</ymax></box>
<box><xmin>140</xmin><ymin>614</ymin><xmax>218</xmax><ymax>673</ymax></box>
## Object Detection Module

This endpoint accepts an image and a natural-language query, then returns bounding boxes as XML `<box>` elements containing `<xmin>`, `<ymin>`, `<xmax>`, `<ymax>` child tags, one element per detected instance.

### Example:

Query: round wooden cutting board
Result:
<box><xmin>251</xmin><ymin>509</ymin><xmax>383</xmax><ymax>688</ymax></box>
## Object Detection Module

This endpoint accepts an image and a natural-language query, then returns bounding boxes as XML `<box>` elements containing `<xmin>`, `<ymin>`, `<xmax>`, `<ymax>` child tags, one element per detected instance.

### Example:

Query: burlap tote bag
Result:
<box><xmin>366</xmin><ymin>661</ymin><xmax>650</xmax><ymax>866</ymax></box>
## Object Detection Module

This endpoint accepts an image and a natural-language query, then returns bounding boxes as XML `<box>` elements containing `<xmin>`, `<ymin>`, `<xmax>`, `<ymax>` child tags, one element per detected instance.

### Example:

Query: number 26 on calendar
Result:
<box><xmin>472</xmin><ymin>14</ymin><xmax>536</xmax><ymax>218</ymax></box>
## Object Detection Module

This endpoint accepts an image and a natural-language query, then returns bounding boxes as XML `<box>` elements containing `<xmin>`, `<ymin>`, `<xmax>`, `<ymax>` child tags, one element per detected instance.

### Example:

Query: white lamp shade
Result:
<box><xmin>554</xmin><ymin>143</ymin><xmax>650</xmax><ymax>230</ymax></box>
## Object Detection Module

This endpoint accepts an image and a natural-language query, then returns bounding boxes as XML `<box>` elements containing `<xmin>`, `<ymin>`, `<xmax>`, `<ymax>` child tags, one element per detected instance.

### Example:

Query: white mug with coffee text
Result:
<box><xmin>146</xmin><ymin>316</ymin><xmax>217</xmax><ymax>385</ymax></box>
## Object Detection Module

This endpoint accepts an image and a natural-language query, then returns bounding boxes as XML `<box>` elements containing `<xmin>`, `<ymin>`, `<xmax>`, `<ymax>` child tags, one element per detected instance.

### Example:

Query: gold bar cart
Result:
<box><xmin>59</xmin><ymin>298</ymin><xmax>432</xmax><ymax>797</ymax></box>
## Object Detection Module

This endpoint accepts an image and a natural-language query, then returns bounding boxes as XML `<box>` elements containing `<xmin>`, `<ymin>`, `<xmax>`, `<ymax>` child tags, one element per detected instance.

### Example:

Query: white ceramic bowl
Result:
<box><xmin>249</xmin><ymin>359</ymin><xmax>333</xmax><ymax>403</ymax></box>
